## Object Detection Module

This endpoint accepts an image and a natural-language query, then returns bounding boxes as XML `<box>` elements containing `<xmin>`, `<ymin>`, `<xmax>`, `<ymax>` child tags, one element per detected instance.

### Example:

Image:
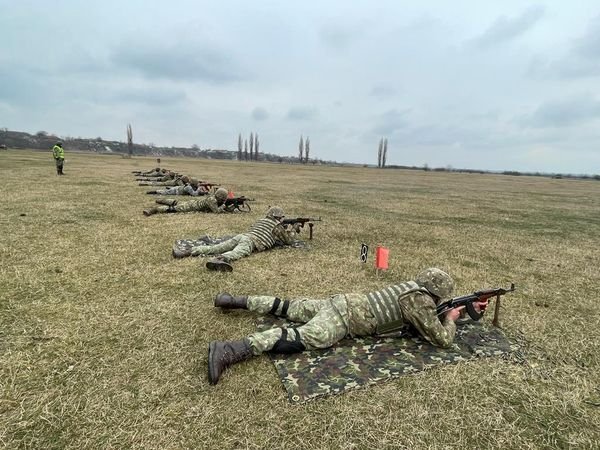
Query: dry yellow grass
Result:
<box><xmin>1</xmin><ymin>150</ymin><xmax>599</xmax><ymax>449</ymax></box>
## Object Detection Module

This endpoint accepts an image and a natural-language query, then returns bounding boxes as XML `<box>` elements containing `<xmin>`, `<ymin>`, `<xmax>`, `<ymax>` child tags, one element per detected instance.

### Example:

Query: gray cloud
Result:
<box><xmin>520</xmin><ymin>96</ymin><xmax>600</xmax><ymax>128</ymax></box>
<box><xmin>111</xmin><ymin>41</ymin><xmax>243</xmax><ymax>84</ymax></box>
<box><xmin>114</xmin><ymin>87</ymin><xmax>187</xmax><ymax>106</ymax></box>
<box><xmin>287</xmin><ymin>107</ymin><xmax>317</xmax><ymax>121</ymax></box>
<box><xmin>371</xmin><ymin>109</ymin><xmax>410</xmax><ymax>135</ymax></box>
<box><xmin>369</xmin><ymin>85</ymin><xmax>397</xmax><ymax>99</ymax></box>
<box><xmin>572</xmin><ymin>16</ymin><xmax>600</xmax><ymax>58</ymax></box>
<box><xmin>538</xmin><ymin>15</ymin><xmax>600</xmax><ymax>79</ymax></box>
<box><xmin>252</xmin><ymin>107</ymin><xmax>269</xmax><ymax>120</ymax></box>
<box><xmin>319</xmin><ymin>23</ymin><xmax>364</xmax><ymax>50</ymax></box>
<box><xmin>471</xmin><ymin>5</ymin><xmax>545</xmax><ymax>48</ymax></box>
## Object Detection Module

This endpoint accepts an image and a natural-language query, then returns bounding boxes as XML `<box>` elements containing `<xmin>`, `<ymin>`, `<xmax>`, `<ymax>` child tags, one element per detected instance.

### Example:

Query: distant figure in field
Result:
<box><xmin>147</xmin><ymin>178</ymin><xmax>209</xmax><ymax>196</ymax></box>
<box><xmin>52</xmin><ymin>142</ymin><xmax>65</xmax><ymax>175</ymax></box>
<box><xmin>132</xmin><ymin>167</ymin><xmax>163</xmax><ymax>176</ymax></box>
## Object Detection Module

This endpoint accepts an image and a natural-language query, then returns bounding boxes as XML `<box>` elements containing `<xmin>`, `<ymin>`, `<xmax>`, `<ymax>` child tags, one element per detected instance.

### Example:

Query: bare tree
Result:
<box><xmin>127</xmin><ymin>123</ymin><xmax>133</xmax><ymax>158</ymax></box>
<box><xmin>298</xmin><ymin>135</ymin><xmax>304</xmax><ymax>163</ymax></box>
<box><xmin>382</xmin><ymin>138</ymin><xmax>388</xmax><ymax>168</ymax></box>
<box><xmin>244</xmin><ymin>139</ymin><xmax>248</xmax><ymax>161</ymax></box>
<box><xmin>377</xmin><ymin>138</ymin><xmax>383</xmax><ymax>168</ymax></box>
<box><xmin>304</xmin><ymin>137</ymin><xmax>310</xmax><ymax>163</ymax></box>
<box><xmin>249</xmin><ymin>132</ymin><xmax>254</xmax><ymax>160</ymax></box>
<box><xmin>237</xmin><ymin>133</ymin><xmax>243</xmax><ymax>160</ymax></box>
<box><xmin>254</xmin><ymin>133</ymin><xmax>259</xmax><ymax>160</ymax></box>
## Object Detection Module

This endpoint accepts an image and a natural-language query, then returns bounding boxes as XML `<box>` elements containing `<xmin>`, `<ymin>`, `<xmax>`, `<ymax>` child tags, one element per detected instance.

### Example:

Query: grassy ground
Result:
<box><xmin>1</xmin><ymin>150</ymin><xmax>599</xmax><ymax>449</ymax></box>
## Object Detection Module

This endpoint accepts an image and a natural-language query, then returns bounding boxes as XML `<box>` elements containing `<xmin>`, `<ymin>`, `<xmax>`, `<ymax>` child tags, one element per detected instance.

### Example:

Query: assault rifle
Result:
<box><xmin>224</xmin><ymin>196</ymin><xmax>255</xmax><ymax>212</ymax></box>
<box><xmin>197</xmin><ymin>182</ymin><xmax>220</xmax><ymax>188</ymax></box>
<box><xmin>281</xmin><ymin>217</ymin><xmax>322</xmax><ymax>240</ymax></box>
<box><xmin>436</xmin><ymin>283</ymin><xmax>515</xmax><ymax>327</ymax></box>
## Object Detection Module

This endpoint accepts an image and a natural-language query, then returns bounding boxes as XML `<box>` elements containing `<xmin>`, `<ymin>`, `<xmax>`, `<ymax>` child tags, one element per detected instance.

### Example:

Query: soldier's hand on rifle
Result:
<box><xmin>473</xmin><ymin>299</ymin><xmax>489</xmax><ymax>313</ymax></box>
<box><xmin>292</xmin><ymin>223</ymin><xmax>303</xmax><ymax>233</ymax></box>
<box><xmin>445</xmin><ymin>306</ymin><xmax>465</xmax><ymax>322</ymax></box>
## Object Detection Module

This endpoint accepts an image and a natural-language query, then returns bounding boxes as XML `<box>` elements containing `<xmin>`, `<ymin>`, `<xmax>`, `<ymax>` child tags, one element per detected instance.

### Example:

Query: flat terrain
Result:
<box><xmin>1</xmin><ymin>150</ymin><xmax>599</xmax><ymax>449</ymax></box>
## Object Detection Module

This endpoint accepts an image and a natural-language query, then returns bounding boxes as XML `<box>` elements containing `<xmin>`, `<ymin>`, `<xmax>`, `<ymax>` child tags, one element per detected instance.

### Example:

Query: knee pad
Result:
<box><xmin>270</xmin><ymin>328</ymin><xmax>306</xmax><ymax>354</ymax></box>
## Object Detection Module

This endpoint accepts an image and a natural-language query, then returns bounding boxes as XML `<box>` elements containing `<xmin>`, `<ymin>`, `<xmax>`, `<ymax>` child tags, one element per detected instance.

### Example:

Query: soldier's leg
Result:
<box><xmin>143</xmin><ymin>206</ymin><xmax>171</xmax><ymax>216</ymax></box>
<box><xmin>191</xmin><ymin>235</ymin><xmax>242</xmax><ymax>257</ymax></box>
<box><xmin>208</xmin><ymin>297</ymin><xmax>348</xmax><ymax>385</ymax></box>
<box><xmin>219</xmin><ymin>234</ymin><xmax>254</xmax><ymax>262</ymax></box>
<box><xmin>173</xmin><ymin>199</ymin><xmax>201</xmax><ymax>213</ymax></box>
<box><xmin>247</xmin><ymin>299</ymin><xmax>348</xmax><ymax>354</ymax></box>
<box><xmin>247</xmin><ymin>296</ymin><xmax>328</xmax><ymax>322</ymax></box>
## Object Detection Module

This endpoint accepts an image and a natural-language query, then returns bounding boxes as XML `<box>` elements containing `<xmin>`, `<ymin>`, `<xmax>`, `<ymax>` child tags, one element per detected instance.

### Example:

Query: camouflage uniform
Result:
<box><xmin>139</xmin><ymin>169</ymin><xmax>166</xmax><ymax>177</ymax></box>
<box><xmin>245</xmin><ymin>283</ymin><xmax>456</xmax><ymax>355</ymax></box>
<box><xmin>191</xmin><ymin>216</ymin><xmax>297</xmax><ymax>262</ymax></box>
<box><xmin>154</xmin><ymin>195</ymin><xmax>225</xmax><ymax>214</ymax></box>
<box><xmin>138</xmin><ymin>175</ymin><xmax>182</xmax><ymax>186</ymax></box>
<box><xmin>153</xmin><ymin>184</ymin><xmax>204</xmax><ymax>196</ymax></box>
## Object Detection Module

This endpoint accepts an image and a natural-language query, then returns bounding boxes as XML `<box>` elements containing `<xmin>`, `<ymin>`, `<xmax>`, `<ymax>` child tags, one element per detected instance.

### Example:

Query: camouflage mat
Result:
<box><xmin>173</xmin><ymin>235</ymin><xmax>309</xmax><ymax>255</ymax></box>
<box><xmin>257</xmin><ymin>317</ymin><xmax>524</xmax><ymax>403</ymax></box>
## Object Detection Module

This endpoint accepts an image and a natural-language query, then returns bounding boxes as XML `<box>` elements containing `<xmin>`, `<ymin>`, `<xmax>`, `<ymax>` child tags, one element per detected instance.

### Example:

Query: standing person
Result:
<box><xmin>206</xmin><ymin>268</ymin><xmax>489</xmax><ymax>385</ymax></box>
<box><xmin>52</xmin><ymin>142</ymin><xmax>65</xmax><ymax>175</ymax></box>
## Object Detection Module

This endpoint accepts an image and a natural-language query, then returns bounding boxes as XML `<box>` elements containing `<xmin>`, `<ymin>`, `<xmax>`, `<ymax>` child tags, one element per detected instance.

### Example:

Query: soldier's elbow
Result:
<box><xmin>432</xmin><ymin>335</ymin><xmax>454</xmax><ymax>348</ymax></box>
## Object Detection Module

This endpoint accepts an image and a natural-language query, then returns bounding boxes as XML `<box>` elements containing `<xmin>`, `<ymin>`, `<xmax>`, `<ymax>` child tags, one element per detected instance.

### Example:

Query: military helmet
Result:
<box><xmin>56</xmin><ymin>142</ymin><xmax>63</xmax><ymax>147</ymax></box>
<box><xmin>181</xmin><ymin>176</ymin><xmax>190</xmax><ymax>184</ymax></box>
<box><xmin>415</xmin><ymin>268</ymin><xmax>454</xmax><ymax>299</ymax></box>
<box><xmin>266</xmin><ymin>206</ymin><xmax>285</xmax><ymax>219</ymax></box>
<box><xmin>190</xmin><ymin>178</ymin><xmax>199</xmax><ymax>185</ymax></box>
<box><xmin>214</xmin><ymin>188</ymin><xmax>228</xmax><ymax>202</ymax></box>
<box><xmin>154</xmin><ymin>167</ymin><xmax>160</xmax><ymax>172</ymax></box>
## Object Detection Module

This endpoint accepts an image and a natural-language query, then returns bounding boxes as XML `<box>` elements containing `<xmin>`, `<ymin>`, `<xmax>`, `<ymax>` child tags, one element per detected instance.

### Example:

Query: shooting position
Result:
<box><xmin>206</xmin><ymin>268</ymin><xmax>516</xmax><ymax>385</ymax></box>
<box><xmin>172</xmin><ymin>207</ymin><xmax>320</xmax><ymax>272</ymax></box>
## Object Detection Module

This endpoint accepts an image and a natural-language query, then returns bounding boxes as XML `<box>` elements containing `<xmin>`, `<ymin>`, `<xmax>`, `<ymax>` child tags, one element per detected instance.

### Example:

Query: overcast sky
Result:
<box><xmin>2</xmin><ymin>1</ymin><xmax>600</xmax><ymax>173</ymax></box>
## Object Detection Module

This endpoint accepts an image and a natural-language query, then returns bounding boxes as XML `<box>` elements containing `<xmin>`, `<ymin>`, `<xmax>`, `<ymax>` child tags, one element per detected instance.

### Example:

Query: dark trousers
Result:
<box><xmin>55</xmin><ymin>159</ymin><xmax>64</xmax><ymax>175</ymax></box>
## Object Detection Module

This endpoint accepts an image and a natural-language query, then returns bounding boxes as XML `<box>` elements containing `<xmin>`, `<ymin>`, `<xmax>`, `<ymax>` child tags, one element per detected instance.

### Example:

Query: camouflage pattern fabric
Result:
<box><xmin>173</xmin><ymin>235</ymin><xmax>309</xmax><ymax>256</ymax></box>
<box><xmin>172</xmin><ymin>196</ymin><xmax>220</xmax><ymax>213</ymax></box>
<box><xmin>247</xmin><ymin>295</ymin><xmax>351</xmax><ymax>354</ymax></box>
<box><xmin>257</xmin><ymin>316</ymin><xmax>523</xmax><ymax>403</ymax></box>
<box><xmin>192</xmin><ymin>234</ymin><xmax>254</xmax><ymax>261</ymax></box>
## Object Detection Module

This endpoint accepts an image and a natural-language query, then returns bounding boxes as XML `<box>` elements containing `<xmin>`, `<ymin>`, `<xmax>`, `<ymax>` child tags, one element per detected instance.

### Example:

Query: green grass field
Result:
<box><xmin>1</xmin><ymin>150</ymin><xmax>599</xmax><ymax>449</ymax></box>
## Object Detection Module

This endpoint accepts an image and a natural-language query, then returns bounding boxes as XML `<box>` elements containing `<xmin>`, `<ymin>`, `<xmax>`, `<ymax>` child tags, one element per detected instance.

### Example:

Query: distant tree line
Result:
<box><xmin>238</xmin><ymin>132</ymin><xmax>260</xmax><ymax>161</ymax></box>
<box><xmin>377</xmin><ymin>137</ymin><xmax>388</xmax><ymax>168</ymax></box>
<box><xmin>298</xmin><ymin>135</ymin><xmax>310</xmax><ymax>163</ymax></box>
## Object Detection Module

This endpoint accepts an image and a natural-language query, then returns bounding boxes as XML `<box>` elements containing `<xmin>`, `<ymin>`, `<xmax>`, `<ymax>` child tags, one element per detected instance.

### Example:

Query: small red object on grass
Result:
<box><xmin>375</xmin><ymin>246</ymin><xmax>389</xmax><ymax>270</ymax></box>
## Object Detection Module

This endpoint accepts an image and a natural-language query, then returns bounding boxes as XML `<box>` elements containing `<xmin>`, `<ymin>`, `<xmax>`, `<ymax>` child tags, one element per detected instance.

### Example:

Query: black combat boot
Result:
<box><xmin>208</xmin><ymin>339</ymin><xmax>253</xmax><ymax>385</ymax></box>
<box><xmin>156</xmin><ymin>198</ymin><xmax>177</xmax><ymax>207</ymax></box>
<box><xmin>172</xmin><ymin>245</ymin><xmax>192</xmax><ymax>259</ymax></box>
<box><xmin>143</xmin><ymin>207</ymin><xmax>159</xmax><ymax>216</ymax></box>
<box><xmin>214</xmin><ymin>293</ymin><xmax>248</xmax><ymax>309</ymax></box>
<box><xmin>206</xmin><ymin>257</ymin><xmax>233</xmax><ymax>272</ymax></box>
<box><xmin>146</xmin><ymin>190</ymin><xmax>158</xmax><ymax>194</ymax></box>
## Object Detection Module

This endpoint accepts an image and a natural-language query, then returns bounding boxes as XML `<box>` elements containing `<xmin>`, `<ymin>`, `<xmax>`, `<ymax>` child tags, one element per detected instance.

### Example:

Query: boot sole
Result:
<box><xmin>206</xmin><ymin>261</ymin><xmax>233</xmax><ymax>272</ymax></box>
